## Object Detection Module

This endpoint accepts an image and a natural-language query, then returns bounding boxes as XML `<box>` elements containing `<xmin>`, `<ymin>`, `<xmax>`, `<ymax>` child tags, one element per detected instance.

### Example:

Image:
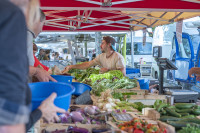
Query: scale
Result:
<box><xmin>153</xmin><ymin>46</ymin><xmax>199</xmax><ymax>103</ymax></box>
<box><xmin>165</xmin><ymin>89</ymin><xmax>199</xmax><ymax>103</ymax></box>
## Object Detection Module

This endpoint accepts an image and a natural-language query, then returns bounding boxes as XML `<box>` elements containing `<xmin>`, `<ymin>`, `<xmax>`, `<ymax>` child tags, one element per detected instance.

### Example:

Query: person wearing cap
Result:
<box><xmin>62</xmin><ymin>36</ymin><xmax>126</xmax><ymax>75</ymax></box>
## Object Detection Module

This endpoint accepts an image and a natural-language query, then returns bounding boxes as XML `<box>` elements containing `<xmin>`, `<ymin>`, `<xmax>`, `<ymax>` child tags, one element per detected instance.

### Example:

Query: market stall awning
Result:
<box><xmin>40</xmin><ymin>0</ymin><xmax>200</xmax><ymax>31</ymax></box>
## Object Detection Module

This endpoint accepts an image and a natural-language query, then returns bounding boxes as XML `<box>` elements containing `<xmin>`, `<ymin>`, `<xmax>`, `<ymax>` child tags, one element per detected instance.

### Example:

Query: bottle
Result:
<box><xmin>139</xmin><ymin>58</ymin><xmax>143</xmax><ymax>64</ymax></box>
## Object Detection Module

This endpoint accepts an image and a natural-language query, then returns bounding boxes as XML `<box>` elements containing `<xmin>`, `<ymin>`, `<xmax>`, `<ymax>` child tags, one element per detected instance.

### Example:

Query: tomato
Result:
<box><xmin>150</xmin><ymin>125</ymin><xmax>159</xmax><ymax>131</ymax></box>
<box><xmin>160</xmin><ymin>128</ymin><xmax>167</xmax><ymax>133</ymax></box>
<box><xmin>133</xmin><ymin>129</ymin><xmax>144</xmax><ymax>133</ymax></box>
<box><xmin>145</xmin><ymin>129</ymin><xmax>155</xmax><ymax>133</ymax></box>
<box><xmin>134</xmin><ymin>122</ymin><xmax>142</xmax><ymax>129</ymax></box>
<box><xmin>127</xmin><ymin>127</ymin><xmax>134</xmax><ymax>133</ymax></box>
<box><xmin>146</xmin><ymin>124</ymin><xmax>152</xmax><ymax>129</ymax></box>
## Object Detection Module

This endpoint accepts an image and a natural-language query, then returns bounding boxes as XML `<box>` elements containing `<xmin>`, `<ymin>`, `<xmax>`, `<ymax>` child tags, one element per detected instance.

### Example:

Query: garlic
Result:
<box><xmin>105</xmin><ymin>103</ymin><xmax>112</xmax><ymax>109</ymax></box>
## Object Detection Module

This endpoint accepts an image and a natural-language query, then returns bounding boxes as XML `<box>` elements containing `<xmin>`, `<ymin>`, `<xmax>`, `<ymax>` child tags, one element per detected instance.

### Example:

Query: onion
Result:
<box><xmin>84</xmin><ymin>106</ymin><xmax>96</xmax><ymax>115</ymax></box>
<box><xmin>70</xmin><ymin>112</ymin><xmax>85</xmax><ymax>122</ymax></box>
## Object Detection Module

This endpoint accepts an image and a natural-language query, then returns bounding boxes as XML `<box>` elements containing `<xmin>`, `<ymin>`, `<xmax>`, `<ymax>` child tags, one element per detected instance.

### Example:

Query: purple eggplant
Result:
<box><xmin>70</xmin><ymin>112</ymin><xmax>85</xmax><ymax>122</ymax></box>
<box><xmin>67</xmin><ymin>126</ymin><xmax>89</xmax><ymax>133</ymax></box>
<box><xmin>58</xmin><ymin>112</ymin><xmax>72</xmax><ymax>123</ymax></box>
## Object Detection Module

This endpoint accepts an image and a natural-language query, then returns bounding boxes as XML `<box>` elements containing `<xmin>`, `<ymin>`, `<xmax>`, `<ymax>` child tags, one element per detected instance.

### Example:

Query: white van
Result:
<box><xmin>152</xmin><ymin>17</ymin><xmax>200</xmax><ymax>79</ymax></box>
<box><xmin>126</xmin><ymin>31</ymin><xmax>153</xmax><ymax>68</ymax></box>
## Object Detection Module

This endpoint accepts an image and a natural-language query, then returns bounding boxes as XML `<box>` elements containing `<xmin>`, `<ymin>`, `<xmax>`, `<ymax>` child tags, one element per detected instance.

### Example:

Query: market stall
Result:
<box><xmin>29</xmin><ymin>0</ymin><xmax>200</xmax><ymax>133</ymax></box>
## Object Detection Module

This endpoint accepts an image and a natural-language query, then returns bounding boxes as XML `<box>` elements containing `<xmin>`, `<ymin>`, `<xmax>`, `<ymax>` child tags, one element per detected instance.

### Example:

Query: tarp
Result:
<box><xmin>40</xmin><ymin>0</ymin><xmax>200</xmax><ymax>31</ymax></box>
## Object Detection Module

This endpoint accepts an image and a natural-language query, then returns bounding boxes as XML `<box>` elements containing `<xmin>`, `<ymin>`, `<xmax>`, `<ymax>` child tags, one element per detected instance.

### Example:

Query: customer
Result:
<box><xmin>25</xmin><ymin>1</ymin><xmax>66</xmax><ymax>131</ymax></box>
<box><xmin>63</xmin><ymin>36</ymin><xmax>126</xmax><ymax>75</ymax></box>
<box><xmin>37</xmin><ymin>49</ymin><xmax>45</xmax><ymax>60</ymax></box>
<box><xmin>33</xmin><ymin>43</ymin><xmax>51</xmax><ymax>73</ymax></box>
<box><xmin>0</xmin><ymin>0</ymin><xmax>30</xmax><ymax>133</ymax></box>
<box><xmin>189</xmin><ymin>67</ymin><xmax>200</xmax><ymax>81</ymax></box>
<box><xmin>27</xmin><ymin>6</ymin><xmax>54</xmax><ymax>82</ymax></box>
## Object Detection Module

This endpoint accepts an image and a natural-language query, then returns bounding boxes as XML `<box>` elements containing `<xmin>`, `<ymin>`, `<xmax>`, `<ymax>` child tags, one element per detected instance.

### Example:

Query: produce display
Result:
<box><xmin>56</xmin><ymin>105</ymin><xmax>106</xmax><ymax>125</ymax></box>
<box><xmin>117</xmin><ymin>118</ymin><xmax>167</xmax><ymax>133</ymax></box>
<box><xmin>93</xmin><ymin>90</ymin><xmax>153</xmax><ymax>112</ymax></box>
<box><xmin>44</xmin><ymin>126</ymin><xmax>89</xmax><ymax>133</ymax></box>
<box><xmin>91</xmin><ymin>77</ymin><xmax>137</xmax><ymax>96</ymax></box>
<box><xmin>154</xmin><ymin>100</ymin><xmax>200</xmax><ymax>132</ymax></box>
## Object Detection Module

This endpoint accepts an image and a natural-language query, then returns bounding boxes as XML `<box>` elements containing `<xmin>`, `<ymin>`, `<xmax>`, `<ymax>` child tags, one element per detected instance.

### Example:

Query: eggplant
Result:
<box><xmin>70</xmin><ymin>112</ymin><xmax>85</xmax><ymax>122</ymax></box>
<box><xmin>58</xmin><ymin>112</ymin><xmax>72</xmax><ymax>123</ymax></box>
<box><xmin>67</xmin><ymin>126</ymin><xmax>89</xmax><ymax>133</ymax></box>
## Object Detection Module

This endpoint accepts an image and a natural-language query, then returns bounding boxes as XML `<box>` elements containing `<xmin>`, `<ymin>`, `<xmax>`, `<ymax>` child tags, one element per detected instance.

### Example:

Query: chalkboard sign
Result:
<box><xmin>74</xmin><ymin>90</ymin><xmax>93</xmax><ymax>105</ymax></box>
<box><xmin>111</xmin><ymin>112</ymin><xmax>133</xmax><ymax>122</ymax></box>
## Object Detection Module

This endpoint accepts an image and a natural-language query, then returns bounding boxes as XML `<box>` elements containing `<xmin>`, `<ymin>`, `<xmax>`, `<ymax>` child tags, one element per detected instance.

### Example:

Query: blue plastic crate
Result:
<box><xmin>51</xmin><ymin>75</ymin><xmax>74</xmax><ymax>84</ymax></box>
<box><xmin>126</xmin><ymin>68</ymin><xmax>140</xmax><ymax>74</ymax></box>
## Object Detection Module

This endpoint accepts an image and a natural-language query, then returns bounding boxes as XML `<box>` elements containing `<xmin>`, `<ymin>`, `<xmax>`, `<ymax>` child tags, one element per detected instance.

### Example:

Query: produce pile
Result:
<box><xmin>154</xmin><ymin>100</ymin><xmax>200</xmax><ymax>131</ymax></box>
<box><xmin>117</xmin><ymin>118</ymin><xmax>167</xmax><ymax>133</ymax></box>
<box><xmin>93</xmin><ymin>90</ymin><xmax>153</xmax><ymax>112</ymax></box>
<box><xmin>68</xmin><ymin>68</ymin><xmax>99</xmax><ymax>83</ymax></box>
<box><xmin>91</xmin><ymin>77</ymin><xmax>137</xmax><ymax>96</ymax></box>
<box><xmin>56</xmin><ymin>105</ymin><xmax>106</xmax><ymax>125</ymax></box>
<box><xmin>69</xmin><ymin>68</ymin><xmax>138</xmax><ymax>97</ymax></box>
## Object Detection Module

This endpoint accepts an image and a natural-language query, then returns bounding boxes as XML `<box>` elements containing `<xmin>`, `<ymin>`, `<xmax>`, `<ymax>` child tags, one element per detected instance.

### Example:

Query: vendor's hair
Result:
<box><xmin>27</xmin><ymin>0</ymin><xmax>40</xmax><ymax>31</ymax></box>
<box><xmin>103</xmin><ymin>36</ymin><xmax>116</xmax><ymax>50</ymax></box>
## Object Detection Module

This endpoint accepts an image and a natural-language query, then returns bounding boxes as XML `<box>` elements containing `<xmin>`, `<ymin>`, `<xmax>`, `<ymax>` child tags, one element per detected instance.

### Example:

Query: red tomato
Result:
<box><xmin>133</xmin><ymin>129</ymin><xmax>144</xmax><ymax>133</ymax></box>
<box><xmin>134</xmin><ymin>122</ymin><xmax>142</xmax><ymax>129</ymax></box>
<box><xmin>146</xmin><ymin>124</ymin><xmax>152</xmax><ymax>129</ymax></box>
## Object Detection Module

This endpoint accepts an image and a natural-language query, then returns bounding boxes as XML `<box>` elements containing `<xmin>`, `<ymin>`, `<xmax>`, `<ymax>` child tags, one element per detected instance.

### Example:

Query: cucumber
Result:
<box><xmin>194</xmin><ymin>105</ymin><xmax>200</xmax><ymax>109</ymax></box>
<box><xmin>181</xmin><ymin>115</ymin><xmax>196</xmax><ymax>118</ymax></box>
<box><xmin>160</xmin><ymin>116</ymin><xmax>181</xmax><ymax>122</ymax></box>
<box><xmin>175</xmin><ymin>108</ymin><xmax>193</xmax><ymax>113</ymax></box>
<box><xmin>175</xmin><ymin>103</ymin><xmax>195</xmax><ymax>109</ymax></box>
<box><xmin>179</xmin><ymin>113</ymin><xmax>189</xmax><ymax>116</ymax></box>
<box><xmin>167</xmin><ymin>121</ymin><xmax>200</xmax><ymax>129</ymax></box>
<box><xmin>165</xmin><ymin>107</ymin><xmax>182</xmax><ymax>117</ymax></box>
<box><xmin>192</xmin><ymin>109</ymin><xmax>200</xmax><ymax>115</ymax></box>
<box><xmin>180</xmin><ymin>118</ymin><xmax>200</xmax><ymax>124</ymax></box>
<box><xmin>168</xmin><ymin>106</ymin><xmax>175</xmax><ymax>109</ymax></box>
<box><xmin>157</xmin><ymin>103</ymin><xmax>168</xmax><ymax>112</ymax></box>
<box><xmin>161</xmin><ymin>109</ymin><xmax>167</xmax><ymax>115</ymax></box>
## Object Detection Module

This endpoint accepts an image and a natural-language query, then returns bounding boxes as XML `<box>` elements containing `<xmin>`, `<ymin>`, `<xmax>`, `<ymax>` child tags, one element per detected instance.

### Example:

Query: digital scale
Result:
<box><xmin>165</xmin><ymin>89</ymin><xmax>199</xmax><ymax>103</ymax></box>
<box><xmin>153</xmin><ymin>46</ymin><xmax>199</xmax><ymax>103</ymax></box>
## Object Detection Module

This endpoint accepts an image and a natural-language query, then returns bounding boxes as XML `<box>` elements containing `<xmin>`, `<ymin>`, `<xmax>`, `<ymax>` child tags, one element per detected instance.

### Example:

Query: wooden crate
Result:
<box><xmin>107</xmin><ymin>111</ymin><xmax>174</xmax><ymax>133</ymax></box>
<box><xmin>39</xmin><ymin>123</ymin><xmax>106</xmax><ymax>133</ymax></box>
<box><xmin>142</xmin><ymin>108</ymin><xmax>160</xmax><ymax>120</ymax></box>
<box><xmin>115</xmin><ymin>82</ymin><xmax>147</xmax><ymax>95</ymax></box>
<box><xmin>158</xmin><ymin>120</ymin><xmax>175</xmax><ymax>133</ymax></box>
<box><xmin>128</xmin><ymin>94</ymin><xmax>167</xmax><ymax>105</ymax></box>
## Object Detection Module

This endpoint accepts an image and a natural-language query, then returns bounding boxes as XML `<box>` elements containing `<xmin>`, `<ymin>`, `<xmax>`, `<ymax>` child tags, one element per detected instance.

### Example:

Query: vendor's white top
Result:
<box><xmin>92</xmin><ymin>52</ymin><xmax>125</xmax><ymax>70</ymax></box>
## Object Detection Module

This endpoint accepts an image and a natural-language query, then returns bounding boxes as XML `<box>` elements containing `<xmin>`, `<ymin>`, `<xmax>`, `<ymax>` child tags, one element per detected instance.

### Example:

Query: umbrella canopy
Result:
<box><xmin>40</xmin><ymin>0</ymin><xmax>200</xmax><ymax>31</ymax></box>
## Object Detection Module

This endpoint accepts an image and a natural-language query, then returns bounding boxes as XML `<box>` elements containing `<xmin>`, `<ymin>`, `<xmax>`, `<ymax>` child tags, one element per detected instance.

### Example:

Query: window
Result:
<box><xmin>126</xmin><ymin>42</ymin><xmax>152</xmax><ymax>55</ymax></box>
<box><xmin>190</xmin><ymin>34</ymin><xmax>200</xmax><ymax>56</ymax></box>
<box><xmin>178</xmin><ymin>38</ymin><xmax>191</xmax><ymax>58</ymax></box>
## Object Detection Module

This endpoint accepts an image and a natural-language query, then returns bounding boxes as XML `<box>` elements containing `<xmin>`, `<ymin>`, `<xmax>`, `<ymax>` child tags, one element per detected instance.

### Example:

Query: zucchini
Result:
<box><xmin>160</xmin><ymin>108</ymin><xmax>167</xmax><ymax>115</ymax></box>
<box><xmin>181</xmin><ymin>115</ymin><xmax>196</xmax><ymax>118</ymax></box>
<box><xmin>180</xmin><ymin>118</ymin><xmax>200</xmax><ymax>124</ymax></box>
<box><xmin>165</xmin><ymin>107</ymin><xmax>182</xmax><ymax>117</ymax></box>
<box><xmin>160</xmin><ymin>116</ymin><xmax>181</xmax><ymax>122</ymax></box>
<box><xmin>179</xmin><ymin>113</ymin><xmax>189</xmax><ymax>116</ymax></box>
<box><xmin>194</xmin><ymin>105</ymin><xmax>200</xmax><ymax>109</ymax></box>
<box><xmin>192</xmin><ymin>109</ymin><xmax>200</xmax><ymax>115</ymax></box>
<box><xmin>157</xmin><ymin>103</ymin><xmax>168</xmax><ymax>112</ymax></box>
<box><xmin>168</xmin><ymin>106</ymin><xmax>175</xmax><ymax>109</ymax></box>
<box><xmin>175</xmin><ymin>108</ymin><xmax>193</xmax><ymax>113</ymax></box>
<box><xmin>167</xmin><ymin>121</ymin><xmax>200</xmax><ymax>129</ymax></box>
<box><xmin>175</xmin><ymin>103</ymin><xmax>195</xmax><ymax>109</ymax></box>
